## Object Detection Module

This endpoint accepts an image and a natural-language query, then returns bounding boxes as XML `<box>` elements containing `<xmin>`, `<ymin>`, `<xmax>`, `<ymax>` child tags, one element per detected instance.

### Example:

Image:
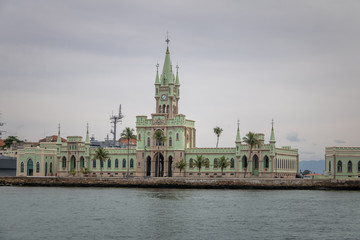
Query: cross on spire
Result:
<box><xmin>176</xmin><ymin>64</ymin><xmax>179</xmax><ymax>73</ymax></box>
<box><xmin>237</xmin><ymin>120</ymin><xmax>240</xmax><ymax>129</ymax></box>
<box><xmin>165</xmin><ymin>31</ymin><xmax>170</xmax><ymax>46</ymax></box>
<box><xmin>156</xmin><ymin>62</ymin><xmax>159</xmax><ymax>72</ymax></box>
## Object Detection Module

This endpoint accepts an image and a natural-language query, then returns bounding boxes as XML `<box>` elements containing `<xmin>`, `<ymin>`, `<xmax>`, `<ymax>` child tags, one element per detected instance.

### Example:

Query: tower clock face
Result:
<box><xmin>161</xmin><ymin>94</ymin><xmax>167</xmax><ymax>100</ymax></box>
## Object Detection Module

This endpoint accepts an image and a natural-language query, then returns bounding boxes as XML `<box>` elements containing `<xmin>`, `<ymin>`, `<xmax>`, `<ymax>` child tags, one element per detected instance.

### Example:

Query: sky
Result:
<box><xmin>0</xmin><ymin>0</ymin><xmax>359</xmax><ymax>161</ymax></box>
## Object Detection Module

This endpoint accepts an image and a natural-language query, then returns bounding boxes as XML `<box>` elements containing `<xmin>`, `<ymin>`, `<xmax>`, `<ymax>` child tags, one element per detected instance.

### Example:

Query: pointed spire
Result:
<box><xmin>175</xmin><ymin>64</ymin><xmax>180</xmax><ymax>85</ymax></box>
<box><xmin>57</xmin><ymin>123</ymin><xmax>61</xmax><ymax>144</ymax></box>
<box><xmin>236</xmin><ymin>120</ymin><xmax>241</xmax><ymax>143</ymax></box>
<box><xmin>155</xmin><ymin>62</ymin><xmax>160</xmax><ymax>84</ymax></box>
<box><xmin>160</xmin><ymin>32</ymin><xmax>174</xmax><ymax>85</ymax></box>
<box><xmin>85</xmin><ymin>123</ymin><xmax>90</xmax><ymax>144</ymax></box>
<box><xmin>270</xmin><ymin>119</ymin><xmax>276</xmax><ymax>143</ymax></box>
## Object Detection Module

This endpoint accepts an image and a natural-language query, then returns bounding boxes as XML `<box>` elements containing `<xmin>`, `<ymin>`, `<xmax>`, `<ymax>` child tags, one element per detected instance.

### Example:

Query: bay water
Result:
<box><xmin>0</xmin><ymin>187</ymin><xmax>359</xmax><ymax>240</ymax></box>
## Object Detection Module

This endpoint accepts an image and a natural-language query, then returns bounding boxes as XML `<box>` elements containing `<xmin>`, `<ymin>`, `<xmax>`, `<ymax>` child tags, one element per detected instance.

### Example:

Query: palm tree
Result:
<box><xmin>242</xmin><ymin>132</ymin><xmax>260</xmax><ymax>178</ymax></box>
<box><xmin>193</xmin><ymin>155</ymin><xmax>205</xmax><ymax>176</ymax></box>
<box><xmin>213</xmin><ymin>126</ymin><xmax>223</xmax><ymax>148</ymax></box>
<box><xmin>154</xmin><ymin>130</ymin><xmax>166</xmax><ymax>177</ymax></box>
<box><xmin>93</xmin><ymin>147</ymin><xmax>109</xmax><ymax>177</ymax></box>
<box><xmin>120</xmin><ymin>127</ymin><xmax>137</xmax><ymax>177</ymax></box>
<box><xmin>218</xmin><ymin>155</ymin><xmax>230</xmax><ymax>175</ymax></box>
<box><xmin>175</xmin><ymin>159</ymin><xmax>187</xmax><ymax>177</ymax></box>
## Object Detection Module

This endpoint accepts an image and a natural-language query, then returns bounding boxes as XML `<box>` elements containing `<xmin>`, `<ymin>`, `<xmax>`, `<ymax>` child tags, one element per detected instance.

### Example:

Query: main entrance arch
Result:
<box><xmin>70</xmin><ymin>155</ymin><xmax>76</xmax><ymax>171</ymax></box>
<box><xmin>27</xmin><ymin>159</ymin><xmax>33</xmax><ymax>176</ymax></box>
<box><xmin>154</xmin><ymin>152</ymin><xmax>164</xmax><ymax>177</ymax></box>
<box><xmin>252</xmin><ymin>155</ymin><xmax>259</xmax><ymax>176</ymax></box>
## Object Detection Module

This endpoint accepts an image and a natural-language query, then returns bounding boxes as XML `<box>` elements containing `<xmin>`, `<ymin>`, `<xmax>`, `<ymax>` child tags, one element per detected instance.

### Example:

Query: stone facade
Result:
<box><xmin>17</xmin><ymin>41</ymin><xmax>299</xmax><ymax>178</ymax></box>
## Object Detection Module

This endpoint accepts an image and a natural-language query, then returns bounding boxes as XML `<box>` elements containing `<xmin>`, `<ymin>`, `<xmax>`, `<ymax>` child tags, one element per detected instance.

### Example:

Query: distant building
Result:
<box><xmin>17</xmin><ymin>40</ymin><xmax>299</xmax><ymax>178</ymax></box>
<box><xmin>325</xmin><ymin>147</ymin><xmax>360</xmax><ymax>179</ymax></box>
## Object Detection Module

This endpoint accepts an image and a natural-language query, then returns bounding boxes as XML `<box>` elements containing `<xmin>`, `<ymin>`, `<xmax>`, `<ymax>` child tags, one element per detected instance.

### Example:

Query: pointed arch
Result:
<box><xmin>264</xmin><ymin>155</ymin><xmax>269</xmax><ymax>169</ymax></box>
<box><xmin>62</xmin><ymin>156</ymin><xmax>67</xmax><ymax>168</ymax></box>
<box><xmin>242</xmin><ymin>156</ymin><xmax>247</xmax><ymax>168</ymax></box>
<box><xmin>168</xmin><ymin>156</ymin><xmax>173</xmax><ymax>177</ymax></box>
<box><xmin>80</xmin><ymin>156</ymin><xmax>85</xmax><ymax>169</ymax></box>
<box><xmin>253</xmin><ymin>155</ymin><xmax>259</xmax><ymax>170</ymax></box>
<box><xmin>108</xmin><ymin>159</ymin><xmax>111</xmax><ymax>168</ymax></box>
<box><xmin>337</xmin><ymin>161</ymin><xmax>342</xmax><ymax>172</ymax></box>
<box><xmin>348</xmin><ymin>161</ymin><xmax>352</xmax><ymax>173</ymax></box>
<box><xmin>230</xmin><ymin>158</ymin><xmax>235</xmax><ymax>168</ymax></box>
<box><xmin>21</xmin><ymin>162</ymin><xmax>24</xmax><ymax>173</ymax></box>
<box><xmin>130</xmin><ymin>159</ymin><xmax>134</xmax><ymax>169</ymax></box>
<box><xmin>115</xmin><ymin>159</ymin><xmax>119</xmax><ymax>168</ymax></box>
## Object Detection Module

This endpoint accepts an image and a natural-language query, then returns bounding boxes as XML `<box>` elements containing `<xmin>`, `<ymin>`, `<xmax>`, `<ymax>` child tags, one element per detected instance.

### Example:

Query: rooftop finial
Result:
<box><xmin>272</xmin><ymin>119</ymin><xmax>274</xmax><ymax>128</ymax></box>
<box><xmin>176</xmin><ymin>64</ymin><xmax>179</xmax><ymax>73</ymax></box>
<box><xmin>237</xmin><ymin>120</ymin><xmax>240</xmax><ymax>129</ymax></box>
<box><xmin>165</xmin><ymin>31</ymin><xmax>170</xmax><ymax>46</ymax></box>
<box><xmin>156</xmin><ymin>62</ymin><xmax>159</xmax><ymax>72</ymax></box>
<box><xmin>87</xmin><ymin>122</ymin><xmax>89</xmax><ymax>133</ymax></box>
<box><xmin>58</xmin><ymin>123</ymin><xmax>61</xmax><ymax>133</ymax></box>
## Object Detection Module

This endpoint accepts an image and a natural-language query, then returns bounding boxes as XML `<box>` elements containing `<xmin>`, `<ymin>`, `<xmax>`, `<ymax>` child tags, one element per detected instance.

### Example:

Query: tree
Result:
<box><xmin>93</xmin><ymin>147</ymin><xmax>109</xmax><ymax>177</ymax></box>
<box><xmin>3</xmin><ymin>136</ymin><xmax>21</xmax><ymax>149</ymax></box>
<box><xmin>154</xmin><ymin>130</ymin><xmax>166</xmax><ymax>177</ymax></box>
<box><xmin>193</xmin><ymin>155</ymin><xmax>205</xmax><ymax>176</ymax></box>
<box><xmin>242</xmin><ymin>132</ymin><xmax>260</xmax><ymax>178</ymax></box>
<box><xmin>213</xmin><ymin>126</ymin><xmax>223</xmax><ymax>148</ymax></box>
<box><xmin>175</xmin><ymin>159</ymin><xmax>187</xmax><ymax>177</ymax></box>
<box><xmin>218</xmin><ymin>155</ymin><xmax>230</xmax><ymax>175</ymax></box>
<box><xmin>120</xmin><ymin>127</ymin><xmax>137</xmax><ymax>177</ymax></box>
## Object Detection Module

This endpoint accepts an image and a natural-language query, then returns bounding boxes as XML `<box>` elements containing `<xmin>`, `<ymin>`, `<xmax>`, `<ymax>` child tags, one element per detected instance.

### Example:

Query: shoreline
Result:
<box><xmin>1</xmin><ymin>177</ymin><xmax>360</xmax><ymax>190</ymax></box>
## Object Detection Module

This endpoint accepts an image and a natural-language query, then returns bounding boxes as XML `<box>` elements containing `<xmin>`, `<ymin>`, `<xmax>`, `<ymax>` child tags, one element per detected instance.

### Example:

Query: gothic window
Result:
<box><xmin>147</xmin><ymin>137</ymin><xmax>150</xmax><ymax>147</ymax></box>
<box><xmin>205</xmin><ymin>158</ymin><xmax>210</xmax><ymax>168</ymax></box>
<box><xmin>122</xmin><ymin>159</ymin><xmax>126</xmax><ymax>168</ymax></box>
<box><xmin>253</xmin><ymin>155</ymin><xmax>259</xmax><ymax>170</ymax></box>
<box><xmin>62</xmin><ymin>157</ymin><xmax>66</xmax><ymax>168</ymax></box>
<box><xmin>138</xmin><ymin>134</ymin><xmax>141</xmax><ymax>141</ymax></box>
<box><xmin>214</xmin><ymin>158</ymin><xmax>218</xmax><ymax>168</ymax></box>
<box><xmin>115</xmin><ymin>159</ymin><xmax>119</xmax><ymax>168</ymax></box>
<box><xmin>108</xmin><ymin>159</ymin><xmax>111</xmax><ymax>168</ymax></box>
<box><xmin>130</xmin><ymin>159</ymin><xmax>134</xmax><ymax>168</ymax></box>
<box><xmin>329</xmin><ymin>161</ymin><xmax>331</xmax><ymax>171</ymax></box>
<box><xmin>163</xmin><ymin>104</ymin><xmax>166</xmax><ymax>113</ymax></box>
<box><xmin>50</xmin><ymin>162</ymin><xmax>53</xmax><ymax>173</ymax></box>
<box><xmin>358</xmin><ymin>161</ymin><xmax>360</xmax><ymax>172</ymax></box>
<box><xmin>169</xmin><ymin>137</ymin><xmax>172</xmax><ymax>147</ymax></box>
<box><xmin>93</xmin><ymin>160</ymin><xmax>96</xmax><ymax>168</ymax></box>
<box><xmin>348</xmin><ymin>161</ymin><xmax>352</xmax><ymax>173</ymax></box>
<box><xmin>264</xmin><ymin>156</ymin><xmax>269</xmax><ymax>169</ymax></box>
<box><xmin>80</xmin><ymin>157</ymin><xmax>84</xmax><ymax>168</ymax></box>
<box><xmin>159</xmin><ymin>105</ymin><xmax>162</xmax><ymax>113</ymax></box>
<box><xmin>230</xmin><ymin>158</ymin><xmax>235</xmax><ymax>168</ymax></box>
<box><xmin>21</xmin><ymin>162</ymin><xmax>24</xmax><ymax>173</ymax></box>
<box><xmin>189</xmin><ymin>158</ymin><xmax>194</xmax><ymax>168</ymax></box>
<box><xmin>100</xmin><ymin>160</ymin><xmax>104</xmax><ymax>168</ymax></box>
<box><xmin>36</xmin><ymin>162</ymin><xmax>40</xmax><ymax>173</ymax></box>
<box><xmin>337</xmin><ymin>161</ymin><xmax>342</xmax><ymax>172</ymax></box>
<box><xmin>242</xmin><ymin>156</ymin><xmax>247</xmax><ymax>168</ymax></box>
<box><xmin>176</xmin><ymin>133</ymin><xmax>179</xmax><ymax>141</ymax></box>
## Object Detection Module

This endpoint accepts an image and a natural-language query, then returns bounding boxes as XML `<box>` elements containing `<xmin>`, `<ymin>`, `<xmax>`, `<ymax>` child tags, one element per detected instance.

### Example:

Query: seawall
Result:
<box><xmin>1</xmin><ymin>177</ymin><xmax>360</xmax><ymax>190</ymax></box>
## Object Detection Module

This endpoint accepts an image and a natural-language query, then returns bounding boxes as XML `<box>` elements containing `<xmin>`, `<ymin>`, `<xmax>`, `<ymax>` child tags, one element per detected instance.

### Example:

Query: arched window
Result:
<box><xmin>189</xmin><ymin>158</ymin><xmax>194</xmax><ymax>168</ymax></box>
<box><xmin>337</xmin><ymin>161</ymin><xmax>342</xmax><ymax>172</ymax></box>
<box><xmin>163</xmin><ymin>104</ymin><xmax>166</xmax><ymax>113</ymax></box>
<box><xmin>205</xmin><ymin>158</ymin><xmax>210</xmax><ymax>168</ymax></box>
<box><xmin>108</xmin><ymin>159</ymin><xmax>111</xmax><ymax>168</ymax></box>
<box><xmin>147</xmin><ymin>137</ymin><xmax>150</xmax><ymax>147</ymax></box>
<box><xmin>115</xmin><ymin>159</ymin><xmax>119</xmax><ymax>168</ymax></box>
<box><xmin>122</xmin><ymin>159</ymin><xmax>126</xmax><ymax>168</ymax></box>
<box><xmin>21</xmin><ymin>162</ymin><xmax>24</xmax><ymax>173</ymax></box>
<box><xmin>100</xmin><ymin>160</ymin><xmax>104</xmax><ymax>168</ymax></box>
<box><xmin>159</xmin><ymin>105</ymin><xmax>162</xmax><ymax>113</ymax></box>
<box><xmin>80</xmin><ymin>157</ymin><xmax>84</xmax><ymax>168</ymax></box>
<box><xmin>50</xmin><ymin>162</ymin><xmax>53</xmax><ymax>174</ymax></box>
<box><xmin>230</xmin><ymin>158</ymin><xmax>235</xmax><ymax>168</ymax></box>
<box><xmin>62</xmin><ymin>157</ymin><xmax>66</xmax><ymax>168</ymax></box>
<box><xmin>242</xmin><ymin>156</ymin><xmax>247</xmax><ymax>168</ymax></box>
<box><xmin>36</xmin><ymin>162</ymin><xmax>40</xmax><ymax>173</ymax></box>
<box><xmin>138</xmin><ymin>133</ymin><xmax>141</xmax><ymax>141</ymax></box>
<box><xmin>329</xmin><ymin>161</ymin><xmax>331</xmax><ymax>171</ymax></box>
<box><xmin>93</xmin><ymin>160</ymin><xmax>96</xmax><ymax>168</ymax></box>
<box><xmin>169</xmin><ymin>137</ymin><xmax>172</xmax><ymax>147</ymax></box>
<box><xmin>176</xmin><ymin>133</ymin><xmax>179</xmax><ymax>141</ymax></box>
<box><xmin>264</xmin><ymin>156</ymin><xmax>269</xmax><ymax>169</ymax></box>
<box><xmin>253</xmin><ymin>155</ymin><xmax>259</xmax><ymax>170</ymax></box>
<box><xmin>214</xmin><ymin>158</ymin><xmax>218</xmax><ymax>168</ymax></box>
<box><xmin>348</xmin><ymin>161</ymin><xmax>352</xmax><ymax>173</ymax></box>
<box><xmin>130</xmin><ymin>159</ymin><xmax>134</xmax><ymax>168</ymax></box>
<box><xmin>167</xmin><ymin>105</ymin><xmax>169</xmax><ymax>113</ymax></box>
<box><xmin>358</xmin><ymin>161</ymin><xmax>360</xmax><ymax>172</ymax></box>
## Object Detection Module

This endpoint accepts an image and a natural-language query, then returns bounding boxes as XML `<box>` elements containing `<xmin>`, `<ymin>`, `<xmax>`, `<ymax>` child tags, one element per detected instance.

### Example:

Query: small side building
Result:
<box><xmin>325</xmin><ymin>147</ymin><xmax>360</xmax><ymax>179</ymax></box>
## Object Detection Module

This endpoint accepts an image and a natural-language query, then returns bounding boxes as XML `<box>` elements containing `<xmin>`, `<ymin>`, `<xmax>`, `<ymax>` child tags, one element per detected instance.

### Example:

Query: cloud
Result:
<box><xmin>300</xmin><ymin>151</ymin><xmax>316</xmax><ymax>155</ymax></box>
<box><xmin>286</xmin><ymin>132</ymin><xmax>305</xmax><ymax>142</ymax></box>
<box><xmin>334</xmin><ymin>139</ymin><xmax>346</xmax><ymax>144</ymax></box>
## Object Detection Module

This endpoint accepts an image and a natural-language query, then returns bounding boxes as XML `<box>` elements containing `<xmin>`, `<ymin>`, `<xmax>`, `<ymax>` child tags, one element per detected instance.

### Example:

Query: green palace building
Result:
<box><xmin>17</xmin><ymin>41</ymin><xmax>299</xmax><ymax>178</ymax></box>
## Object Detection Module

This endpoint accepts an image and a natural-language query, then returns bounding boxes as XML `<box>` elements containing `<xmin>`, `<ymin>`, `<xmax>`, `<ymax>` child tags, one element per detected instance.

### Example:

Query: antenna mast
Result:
<box><xmin>110</xmin><ymin>104</ymin><xmax>124</xmax><ymax>147</ymax></box>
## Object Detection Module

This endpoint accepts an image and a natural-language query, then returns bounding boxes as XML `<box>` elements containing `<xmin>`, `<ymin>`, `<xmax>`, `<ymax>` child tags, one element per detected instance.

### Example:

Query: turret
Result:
<box><xmin>270</xmin><ymin>119</ymin><xmax>276</xmax><ymax>157</ymax></box>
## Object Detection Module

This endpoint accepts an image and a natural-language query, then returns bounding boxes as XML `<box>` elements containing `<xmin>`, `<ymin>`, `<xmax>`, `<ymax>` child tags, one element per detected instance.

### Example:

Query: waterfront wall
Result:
<box><xmin>1</xmin><ymin>177</ymin><xmax>360</xmax><ymax>190</ymax></box>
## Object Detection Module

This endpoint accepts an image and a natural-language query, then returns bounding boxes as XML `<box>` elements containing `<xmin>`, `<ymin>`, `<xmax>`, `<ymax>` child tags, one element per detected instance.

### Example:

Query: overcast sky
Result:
<box><xmin>1</xmin><ymin>0</ymin><xmax>359</xmax><ymax>161</ymax></box>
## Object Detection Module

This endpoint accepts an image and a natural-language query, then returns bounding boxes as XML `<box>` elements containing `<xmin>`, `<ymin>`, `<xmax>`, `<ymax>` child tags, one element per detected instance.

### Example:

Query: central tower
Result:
<box><xmin>154</xmin><ymin>37</ymin><xmax>180</xmax><ymax>119</ymax></box>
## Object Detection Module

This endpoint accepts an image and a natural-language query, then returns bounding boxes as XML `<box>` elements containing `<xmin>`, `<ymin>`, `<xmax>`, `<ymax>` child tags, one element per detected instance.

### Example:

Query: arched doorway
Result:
<box><xmin>146</xmin><ymin>156</ymin><xmax>151</xmax><ymax>176</ymax></box>
<box><xmin>70</xmin><ymin>156</ymin><xmax>76</xmax><ymax>171</ymax></box>
<box><xmin>168</xmin><ymin>156</ymin><xmax>173</xmax><ymax>177</ymax></box>
<box><xmin>27</xmin><ymin>159</ymin><xmax>33</xmax><ymax>176</ymax></box>
<box><xmin>252</xmin><ymin>155</ymin><xmax>259</xmax><ymax>176</ymax></box>
<box><xmin>45</xmin><ymin>162</ymin><xmax>48</xmax><ymax>176</ymax></box>
<box><xmin>154</xmin><ymin>152</ymin><xmax>164</xmax><ymax>177</ymax></box>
